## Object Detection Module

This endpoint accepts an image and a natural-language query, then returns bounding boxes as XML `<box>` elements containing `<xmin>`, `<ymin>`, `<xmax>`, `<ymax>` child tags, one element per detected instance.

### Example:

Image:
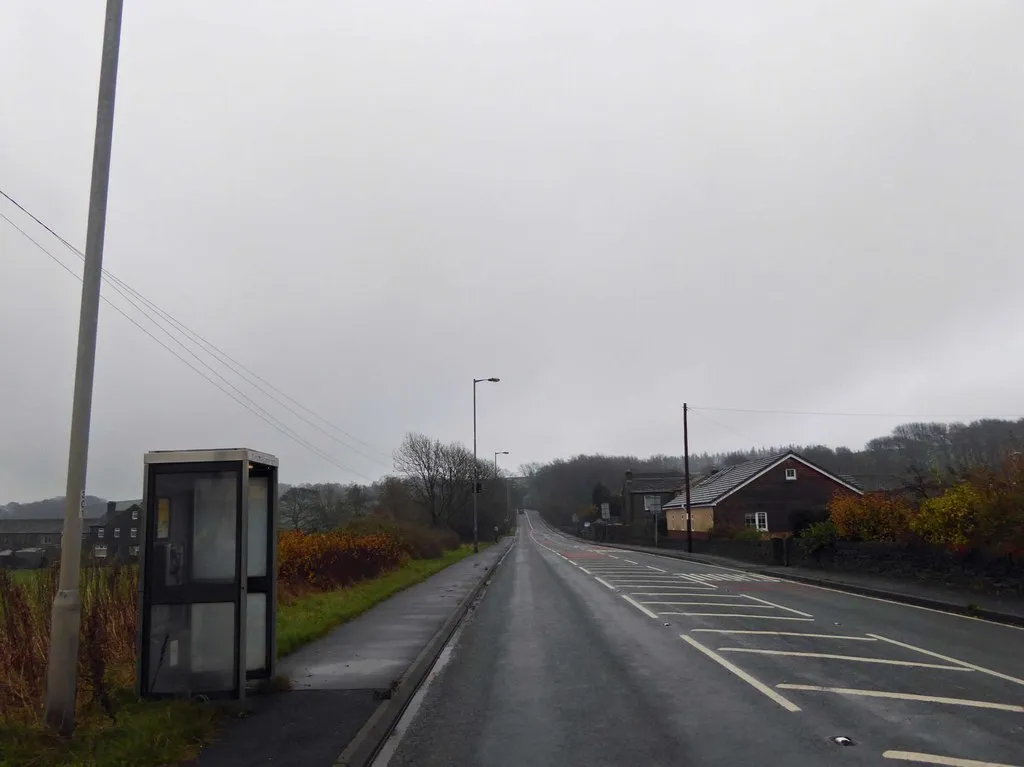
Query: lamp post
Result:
<box><xmin>473</xmin><ymin>377</ymin><xmax>500</xmax><ymax>552</ymax></box>
<box><xmin>494</xmin><ymin>450</ymin><xmax>509</xmax><ymax>535</ymax></box>
<box><xmin>45</xmin><ymin>0</ymin><xmax>123</xmax><ymax>736</ymax></box>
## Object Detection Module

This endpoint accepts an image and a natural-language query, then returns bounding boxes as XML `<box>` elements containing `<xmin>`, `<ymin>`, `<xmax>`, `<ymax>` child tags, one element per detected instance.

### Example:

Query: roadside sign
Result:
<box><xmin>600</xmin><ymin>502</ymin><xmax>610</xmax><ymax>520</ymax></box>
<box><xmin>644</xmin><ymin>495</ymin><xmax>662</xmax><ymax>514</ymax></box>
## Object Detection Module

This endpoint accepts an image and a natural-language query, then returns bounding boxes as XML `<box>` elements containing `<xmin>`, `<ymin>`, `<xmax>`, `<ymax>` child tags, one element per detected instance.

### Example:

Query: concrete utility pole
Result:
<box><xmin>684</xmin><ymin>402</ymin><xmax>693</xmax><ymax>554</ymax></box>
<box><xmin>472</xmin><ymin>377</ymin><xmax>500</xmax><ymax>553</ymax></box>
<box><xmin>44</xmin><ymin>0</ymin><xmax>123</xmax><ymax>736</ymax></box>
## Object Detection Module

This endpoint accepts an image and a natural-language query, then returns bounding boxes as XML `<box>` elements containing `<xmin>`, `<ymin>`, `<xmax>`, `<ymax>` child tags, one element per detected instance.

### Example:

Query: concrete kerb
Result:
<box><xmin>334</xmin><ymin>538</ymin><xmax>515</xmax><ymax>767</ymax></box>
<box><xmin>591</xmin><ymin>541</ymin><xmax>1024</xmax><ymax>629</ymax></box>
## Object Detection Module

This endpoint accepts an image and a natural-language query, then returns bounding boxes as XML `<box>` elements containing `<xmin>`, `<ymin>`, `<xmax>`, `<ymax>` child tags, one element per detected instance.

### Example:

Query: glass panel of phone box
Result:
<box><xmin>146</xmin><ymin>469</ymin><xmax>240</xmax><ymax>696</ymax></box>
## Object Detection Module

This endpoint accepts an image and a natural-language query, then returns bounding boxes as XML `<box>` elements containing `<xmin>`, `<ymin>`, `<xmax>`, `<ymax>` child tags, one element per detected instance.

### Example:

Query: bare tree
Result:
<box><xmin>394</xmin><ymin>433</ymin><xmax>447</xmax><ymax>526</ymax></box>
<box><xmin>280</xmin><ymin>485</ymin><xmax>316</xmax><ymax>531</ymax></box>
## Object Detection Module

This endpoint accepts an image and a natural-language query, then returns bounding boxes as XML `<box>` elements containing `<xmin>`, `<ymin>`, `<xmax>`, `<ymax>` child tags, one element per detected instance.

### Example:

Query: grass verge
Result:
<box><xmin>0</xmin><ymin>545</ymin><xmax>482</xmax><ymax>767</ymax></box>
<box><xmin>0</xmin><ymin>692</ymin><xmax>220</xmax><ymax>767</ymax></box>
<box><xmin>277</xmin><ymin>544</ymin><xmax>479</xmax><ymax>656</ymax></box>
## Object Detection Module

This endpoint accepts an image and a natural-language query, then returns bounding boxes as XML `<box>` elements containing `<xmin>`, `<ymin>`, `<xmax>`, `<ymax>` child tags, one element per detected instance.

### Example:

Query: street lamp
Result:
<box><xmin>494</xmin><ymin>451</ymin><xmax>509</xmax><ymax>537</ymax></box>
<box><xmin>473</xmin><ymin>377</ymin><xmax>500</xmax><ymax>553</ymax></box>
<box><xmin>493</xmin><ymin>450</ymin><xmax>509</xmax><ymax>476</ymax></box>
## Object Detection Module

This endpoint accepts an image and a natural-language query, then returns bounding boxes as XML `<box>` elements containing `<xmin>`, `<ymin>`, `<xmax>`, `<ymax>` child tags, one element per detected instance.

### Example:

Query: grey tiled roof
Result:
<box><xmin>626</xmin><ymin>474</ymin><xmax>686</xmax><ymax>494</ymax></box>
<box><xmin>663</xmin><ymin>453</ymin><xmax>790</xmax><ymax>508</ymax></box>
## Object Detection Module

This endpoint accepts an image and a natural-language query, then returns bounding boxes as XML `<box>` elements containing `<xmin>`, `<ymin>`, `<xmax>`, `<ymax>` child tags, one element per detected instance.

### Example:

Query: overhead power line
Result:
<box><xmin>1</xmin><ymin>209</ymin><xmax>376</xmax><ymax>480</ymax></box>
<box><xmin>692</xmin><ymin>406</ymin><xmax>1024</xmax><ymax>420</ymax></box>
<box><xmin>1</xmin><ymin>187</ymin><xmax>392</xmax><ymax>466</ymax></box>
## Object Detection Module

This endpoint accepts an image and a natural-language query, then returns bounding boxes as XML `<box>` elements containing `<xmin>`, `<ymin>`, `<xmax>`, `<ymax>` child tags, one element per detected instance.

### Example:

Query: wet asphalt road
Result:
<box><xmin>384</xmin><ymin>511</ymin><xmax>1024</xmax><ymax>767</ymax></box>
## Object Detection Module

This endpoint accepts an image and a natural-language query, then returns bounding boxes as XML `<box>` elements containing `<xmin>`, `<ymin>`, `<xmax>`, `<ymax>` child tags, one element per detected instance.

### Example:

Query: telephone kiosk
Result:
<box><xmin>136</xmin><ymin>449</ymin><xmax>279</xmax><ymax>701</ymax></box>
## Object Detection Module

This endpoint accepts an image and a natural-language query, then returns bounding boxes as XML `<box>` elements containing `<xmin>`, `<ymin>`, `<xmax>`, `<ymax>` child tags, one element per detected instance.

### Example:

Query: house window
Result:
<box><xmin>785</xmin><ymin>468</ymin><xmax>797</xmax><ymax>481</ymax></box>
<box><xmin>114</xmin><ymin>528</ymin><xmax>120</xmax><ymax>538</ymax></box>
<box><xmin>97</xmin><ymin>528</ymin><xmax>105</xmax><ymax>539</ymax></box>
<box><xmin>130</xmin><ymin>528</ymin><xmax>138</xmax><ymax>539</ymax></box>
<box><xmin>744</xmin><ymin>512</ymin><xmax>769</xmax><ymax>531</ymax></box>
<box><xmin>131</xmin><ymin>509</ymin><xmax>139</xmax><ymax>520</ymax></box>
<box><xmin>128</xmin><ymin>545</ymin><xmax>140</xmax><ymax>556</ymax></box>
<box><xmin>94</xmin><ymin>545</ymin><xmax>108</xmax><ymax>558</ymax></box>
<box><xmin>40</xmin><ymin>535</ymin><xmax>53</xmax><ymax>545</ymax></box>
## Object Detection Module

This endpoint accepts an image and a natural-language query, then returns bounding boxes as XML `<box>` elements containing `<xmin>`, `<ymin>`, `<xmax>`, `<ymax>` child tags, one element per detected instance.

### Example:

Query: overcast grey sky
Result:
<box><xmin>3</xmin><ymin>0</ymin><xmax>1024</xmax><ymax>502</ymax></box>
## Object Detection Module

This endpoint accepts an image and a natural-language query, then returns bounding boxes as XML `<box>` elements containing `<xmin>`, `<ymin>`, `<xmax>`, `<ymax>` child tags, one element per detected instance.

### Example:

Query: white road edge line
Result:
<box><xmin>741</xmin><ymin>594</ymin><xmax>814</xmax><ymax>618</ymax></box>
<box><xmin>717</xmin><ymin>648</ymin><xmax>971</xmax><ymax>671</ymax></box>
<box><xmin>595</xmin><ymin>577</ymin><xmax>617</xmax><ymax>591</ymax></box>
<box><xmin>776</xmin><ymin>685</ymin><xmax>1024</xmax><ymax>712</ymax></box>
<box><xmin>692</xmin><ymin>630</ymin><xmax>876</xmax><ymax>640</ymax></box>
<box><xmin>882</xmin><ymin>750</ymin><xmax>1022</xmax><ymax>767</ymax></box>
<box><xmin>679</xmin><ymin>635</ymin><xmax>801</xmax><ymax>712</ymax></box>
<box><xmin>646</xmin><ymin>565</ymin><xmax>667</xmax><ymax>572</ymax></box>
<box><xmin>621</xmin><ymin>594</ymin><xmax>661</xmax><ymax>619</ymax></box>
<box><xmin>868</xmin><ymin>634</ymin><xmax>1024</xmax><ymax>687</ymax></box>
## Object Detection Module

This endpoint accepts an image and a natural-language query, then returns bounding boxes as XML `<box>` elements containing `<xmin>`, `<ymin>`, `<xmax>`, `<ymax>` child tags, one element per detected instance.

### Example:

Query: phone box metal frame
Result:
<box><xmin>136</xmin><ymin>448</ymin><xmax>278</xmax><ymax>701</ymax></box>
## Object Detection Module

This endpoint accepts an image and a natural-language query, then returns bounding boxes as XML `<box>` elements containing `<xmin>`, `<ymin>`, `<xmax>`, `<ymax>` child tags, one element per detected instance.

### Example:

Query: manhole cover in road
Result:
<box><xmin>831</xmin><ymin>736</ymin><xmax>854</xmax><ymax>747</ymax></box>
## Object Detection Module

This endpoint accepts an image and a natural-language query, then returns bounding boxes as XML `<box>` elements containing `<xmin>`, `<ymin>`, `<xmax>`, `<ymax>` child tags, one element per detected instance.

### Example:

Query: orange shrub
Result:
<box><xmin>827</xmin><ymin>491</ymin><xmax>915</xmax><ymax>542</ymax></box>
<box><xmin>277</xmin><ymin>530</ymin><xmax>406</xmax><ymax>593</ymax></box>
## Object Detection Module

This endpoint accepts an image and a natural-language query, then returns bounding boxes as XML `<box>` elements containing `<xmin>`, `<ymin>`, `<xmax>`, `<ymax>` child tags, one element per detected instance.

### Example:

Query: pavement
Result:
<box><xmin>597</xmin><ymin>541</ymin><xmax>1024</xmax><ymax>625</ymax></box>
<box><xmin>190</xmin><ymin>543</ymin><xmax>508</xmax><ymax>767</ymax></box>
<box><xmin>381</xmin><ymin>511</ymin><xmax>1024</xmax><ymax>767</ymax></box>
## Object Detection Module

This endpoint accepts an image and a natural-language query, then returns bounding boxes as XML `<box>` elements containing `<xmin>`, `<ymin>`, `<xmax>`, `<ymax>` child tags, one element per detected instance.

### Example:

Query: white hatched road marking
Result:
<box><xmin>868</xmin><ymin>634</ymin><xmax>1024</xmax><ymax>687</ymax></box>
<box><xmin>680</xmin><ymin>614</ymin><xmax>814</xmax><ymax>620</ymax></box>
<box><xmin>717</xmin><ymin>648</ymin><xmax>973</xmax><ymax>671</ymax></box>
<box><xmin>636</xmin><ymin>594</ymin><xmax>747</xmax><ymax>599</ymax></box>
<box><xmin>595</xmin><ymin>577</ymin><xmax>617</xmax><ymax>591</ymax></box>
<box><xmin>602</xmin><ymin>581</ymin><xmax>716</xmax><ymax>585</ymax></box>
<box><xmin>741</xmin><ymin>594</ymin><xmax>814</xmax><ymax>618</ymax></box>
<box><xmin>621</xmin><ymin>594</ymin><xmax>660</xmax><ymax>619</ymax></box>
<box><xmin>646</xmin><ymin>602</ymin><xmax>777</xmax><ymax>608</ymax></box>
<box><xmin>647</xmin><ymin>565</ymin><xmax>667</xmax><ymax>572</ymax></box>
<box><xmin>692</xmin><ymin>630</ymin><xmax>877</xmax><ymax>640</ymax></box>
<box><xmin>684</xmin><ymin>572</ymin><xmax>781</xmax><ymax>583</ymax></box>
<box><xmin>882</xmin><ymin>751</ymin><xmax>1023</xmax><ymax>767</ymax></box>
<box><xmin>627</xmin><ymin>591</ymin><xmax>727</xmax><ymax>596</ymax></box>
<box><xmin>679</xmin><ymin>635</ymin><xmax>801</xmax><ymax>712</ymax></box>
<box><xmin>777</xmin><ymin>685</ymin><xmax>1024</xmax><ymax>712</ymax></box>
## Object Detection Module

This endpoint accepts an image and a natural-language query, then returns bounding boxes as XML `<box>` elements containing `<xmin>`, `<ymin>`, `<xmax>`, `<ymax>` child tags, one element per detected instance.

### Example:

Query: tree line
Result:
<box><xmin>282</xmin><ymin>432</ymin><xmax>525</xmax><ymax>540</ymax></box>
<box><xmin>524</xmin><ymin>418</ymin><xmax>1024</xmax><ymax>528</ymax></box>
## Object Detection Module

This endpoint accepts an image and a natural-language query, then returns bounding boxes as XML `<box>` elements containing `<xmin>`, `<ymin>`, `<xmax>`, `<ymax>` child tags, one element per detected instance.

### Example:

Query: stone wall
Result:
<box><xmin>789</xmin><ymin>540</ymin><xmax>1024</xmax><ymax>595</ymax></box>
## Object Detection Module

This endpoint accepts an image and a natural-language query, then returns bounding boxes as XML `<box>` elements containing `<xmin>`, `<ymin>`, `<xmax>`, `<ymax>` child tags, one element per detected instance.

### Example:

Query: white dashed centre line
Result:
<box><xmin>595</xmin><ymin>577</ymin><xmax>617</xmax><ymax>591</ymax></box>
<box><xmin>717</xmin><ymin>648</ymin><xmax>973</xmax><ymax>671</ymax></box>
<box><xmin>776</xmin><ymin>686</ymin><xmax>1024</xmax><ymax>712</ymax></box>
<box><xmin>646</xmin><ymin>565</ymin><xmax>667</xmax><ymax>572</ymax></box>
<box><xmin>882</xmin><ymin>750</ymin><xmax>1023</xmax><ymax>767</ymax></box>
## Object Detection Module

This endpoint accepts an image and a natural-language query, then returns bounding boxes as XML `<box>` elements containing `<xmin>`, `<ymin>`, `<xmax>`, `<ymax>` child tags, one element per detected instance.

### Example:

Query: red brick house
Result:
<box><xmin>662</xmin><ymin>451</ymin><xmax>862</xmax><ymax>538</ymax></box>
